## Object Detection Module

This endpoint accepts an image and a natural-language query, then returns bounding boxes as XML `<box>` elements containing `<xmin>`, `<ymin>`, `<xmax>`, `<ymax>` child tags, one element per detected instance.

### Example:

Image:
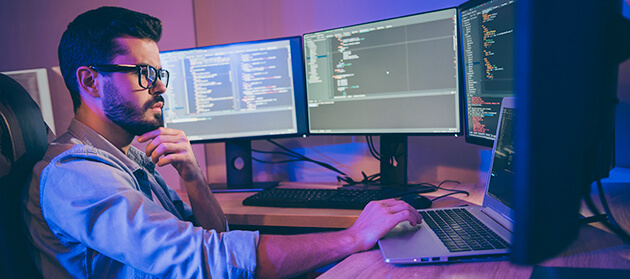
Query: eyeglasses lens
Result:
<box><xmin>138</xmin><ymin>65</ymin><xmax>168</xmax><ymax>89</ymax></box>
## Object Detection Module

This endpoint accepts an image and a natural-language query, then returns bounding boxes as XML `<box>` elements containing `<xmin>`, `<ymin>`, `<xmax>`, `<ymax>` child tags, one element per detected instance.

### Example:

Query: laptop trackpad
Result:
<box><xmin>379</xmin><ymin>222</ymin><xmax>447</xmax><ymax>260</ymax></box>
<box><xmin>383</xmin><ymin>221</ymin><xmax>420</xmax><ymax>238</ymax></box>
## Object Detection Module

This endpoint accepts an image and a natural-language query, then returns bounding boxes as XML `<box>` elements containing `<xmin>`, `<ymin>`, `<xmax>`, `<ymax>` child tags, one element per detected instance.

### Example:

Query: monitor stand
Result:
<box><xmin>209</xmin><ymin>139</ymin><xmax>278</xmax><ymax>193</ymax></box>
<box><xmin>380</xmin><ymin>134</ymin><xmax>408</xmax><ymax>187</ymax></box>
<box><xmin>341</xmin><ymin>135</ymin><xmax>435</xmax><ymax>194</ymax></box>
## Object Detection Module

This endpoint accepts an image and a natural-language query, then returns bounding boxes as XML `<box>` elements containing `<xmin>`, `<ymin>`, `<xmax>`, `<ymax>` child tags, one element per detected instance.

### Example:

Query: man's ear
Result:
<box><xmin>76</xmin><ymin>66</ymin><xmax>100</xmax><ymax>98</ymax></box>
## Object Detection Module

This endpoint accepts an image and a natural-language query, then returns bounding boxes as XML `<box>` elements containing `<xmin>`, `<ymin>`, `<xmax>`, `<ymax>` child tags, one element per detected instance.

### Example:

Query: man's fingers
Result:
<box><xmin>144</xmin><ymin>135</ymin><xmax>181</xmax><ymax>157</ymax></box>
<box><xmin>155</xmin><ymin>153</ymin><xmax>184</xmax><ymax>167</ymax></box>
<box><xmin>371</xmin><ymin>199</ymin><xmax>422</xmax><ymax>224</ymax></box>
<box><xmin>365</xmin><ymin>199</ymin><xmax>422</xmax><ymax>224</ymax></box>
<box><xmin>388</xmin><ymin>201</ymin><xmax>422</xmax><ymax>225</ymax></box>
<box><xmin>384</xmin><ymin>200</ymin><xmax>412</xmax><ymax>213</ymax></box>
<box><xmin>138</xmin><ymin>127</ymin><xmax>184</xmax><ymax>142</ymax></box>
<box><xmin>137</xmin><ymin>128</ymin><xmax>161</xmax><ymax>143</ymax></box>
<box><xmin>375</xmin><ymin>198</ymin><xmax>400</xmax><ymax>206</ymax></box>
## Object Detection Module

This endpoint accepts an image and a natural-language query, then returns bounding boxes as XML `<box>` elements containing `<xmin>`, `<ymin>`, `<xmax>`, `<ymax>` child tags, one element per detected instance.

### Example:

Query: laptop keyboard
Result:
<box><xmin>420</xmin><ymin>208</ymin><xmax>510</xmax><ymax>252</ymax></box>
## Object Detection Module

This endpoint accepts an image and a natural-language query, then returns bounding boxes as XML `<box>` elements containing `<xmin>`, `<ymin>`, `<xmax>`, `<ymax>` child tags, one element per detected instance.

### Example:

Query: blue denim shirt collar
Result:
<box><xmin>66</xmin><ymin>119</ymin><xmax>151</xmax><ymax>175</ymax></box>
<box><xmin>64</xmin><ymin>119</ymin><xmax>181</xmax><ymax>212</ymax></box>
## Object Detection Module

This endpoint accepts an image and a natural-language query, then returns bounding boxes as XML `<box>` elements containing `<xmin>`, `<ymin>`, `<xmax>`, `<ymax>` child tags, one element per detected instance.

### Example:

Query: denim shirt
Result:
<box><xmin>22</xmin><ymin>119</ymin><xmax>259</xmax><ymax>278</ymax></box>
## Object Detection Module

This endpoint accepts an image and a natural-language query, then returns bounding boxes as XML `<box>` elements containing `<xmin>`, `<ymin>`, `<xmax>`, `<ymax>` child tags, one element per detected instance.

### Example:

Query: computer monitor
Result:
<box><xmin>159</xmin><ymin>36</ymin><xmax>308</xmax><ymax>191</ymax></box>
<box><xmin>511</xmin><ymin>0</ymin><xmax>629</xmax><ymax>264</ymax></box>
<box><xmin>458</xmin><ymin>0</ymin><xmax>516</xmax><ymax>148</ymax></box>
<box><xmin>303</xmin><ymin>8</ymin><xmax>461</xmax><ymax>187</ymax></box>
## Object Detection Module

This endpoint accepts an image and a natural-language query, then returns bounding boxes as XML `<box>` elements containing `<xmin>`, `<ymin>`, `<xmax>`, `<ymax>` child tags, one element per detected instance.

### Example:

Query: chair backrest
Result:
<box><xmin>0</xmin><ymin>73</ymin><xmax>51</xmax><ymax>278</ymax></box>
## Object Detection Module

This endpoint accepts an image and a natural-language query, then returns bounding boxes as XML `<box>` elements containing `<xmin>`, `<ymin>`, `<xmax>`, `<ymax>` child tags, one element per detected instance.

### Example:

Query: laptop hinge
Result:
<box><xmin>481</xmin><ymin>208</ymin><xmax>514</xmax><ymax>233</ymax></box>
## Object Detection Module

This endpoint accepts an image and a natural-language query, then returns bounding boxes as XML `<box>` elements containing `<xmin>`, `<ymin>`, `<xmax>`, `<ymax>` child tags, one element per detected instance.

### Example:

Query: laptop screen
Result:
<box><xmin>487</xmin><ymin>106</ymin><xmax>516</xmax><ymax>209</ymax></box>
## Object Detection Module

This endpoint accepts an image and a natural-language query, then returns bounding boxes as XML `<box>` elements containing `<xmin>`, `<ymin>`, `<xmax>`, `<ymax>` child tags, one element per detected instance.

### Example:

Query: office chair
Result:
<box><xmin>0</xmin><ymin>73</ymin><xmax>52</xmax><ymax>279</ymax></box>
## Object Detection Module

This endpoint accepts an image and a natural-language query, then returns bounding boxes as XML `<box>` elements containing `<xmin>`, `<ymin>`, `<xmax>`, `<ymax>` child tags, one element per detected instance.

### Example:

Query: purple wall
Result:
<box><xmin>1</xmin><ymin>0</ymin><xmax>627</xmax><ymax>190</ymax></box>
<box><xmin>0</xmin><ymin>0</ymin><xmax>198</xmax><ymax>190</ymax></box>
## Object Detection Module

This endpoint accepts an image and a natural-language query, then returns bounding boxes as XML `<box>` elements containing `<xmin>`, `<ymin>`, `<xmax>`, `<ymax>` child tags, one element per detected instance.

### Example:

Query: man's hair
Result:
<box><xmin>58</xmin><ymin>6</ymin><xmax>162</xmax><ymax>112</ymax></box>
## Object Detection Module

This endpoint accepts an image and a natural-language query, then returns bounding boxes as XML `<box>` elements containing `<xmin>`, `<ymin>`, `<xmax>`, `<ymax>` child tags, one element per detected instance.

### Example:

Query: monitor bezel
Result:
<box><xmin>159</xmin><ymin>36</ymin><xmax>309</xmax><ymax>144</ymax></box>
<box><xmin>302</xmin><ymin>7</ymin><xmax>463</xmax><ymax>137</ymax></box>
<box><xmin>458</xmin><ymin>0</ymin><xmax>517</xmax><ymax>148</ymax></box>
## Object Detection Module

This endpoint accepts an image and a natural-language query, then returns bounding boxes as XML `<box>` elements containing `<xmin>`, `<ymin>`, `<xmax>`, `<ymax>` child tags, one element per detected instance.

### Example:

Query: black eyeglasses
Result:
<box><xmin>89</xmin><ymin>64</ymin><xmax>169</xmax><ymax>91</ymax></box>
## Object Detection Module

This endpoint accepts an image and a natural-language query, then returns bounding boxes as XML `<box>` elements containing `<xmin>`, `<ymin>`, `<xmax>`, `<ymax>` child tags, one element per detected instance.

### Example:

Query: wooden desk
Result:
<box><xmin>213</xmin><ymin>181</ymin><xmax>482</xmax><ymax>229</ymax></box>
<box><xmin>319</xmin><ymin>182</ymin><xmax>630</xmax><ymax>278</ymax></box>
<box><xmin>214</xmin><ymin>183</ymin><xmax>359</xmax><ymax>228</ymax></box>
<box><xmin>211</xmin><ymin>181</ymin><xmax>630</xmax><ymax>277</ymax></box>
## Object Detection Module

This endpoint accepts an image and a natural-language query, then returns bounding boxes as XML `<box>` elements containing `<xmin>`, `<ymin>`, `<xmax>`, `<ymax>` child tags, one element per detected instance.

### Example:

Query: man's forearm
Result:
<box><xmin>255</xmin><ymin>230</ymin><xmax>361</xmax><ymax>278</ymax></box>
<box><xmin>254</xmin><ymin>199</ymin><xmax>423</xmax><ymax>278</ymax></box>
<box><xmin>137</xmin><ymin>127</ymin><xmax>227</xmax><ymax>231</ymax></box>
<box><xmin>184</xmin><ymin>176</ymin><xmax>226</xmax><ymax>232</ymax></box>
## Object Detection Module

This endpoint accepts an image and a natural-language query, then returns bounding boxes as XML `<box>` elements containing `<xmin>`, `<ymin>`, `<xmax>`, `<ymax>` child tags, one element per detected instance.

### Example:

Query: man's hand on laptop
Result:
<box><xmin>346</xmin><ymin>199</ymin><xmax>423</xmax><ymax>252</ymax></box>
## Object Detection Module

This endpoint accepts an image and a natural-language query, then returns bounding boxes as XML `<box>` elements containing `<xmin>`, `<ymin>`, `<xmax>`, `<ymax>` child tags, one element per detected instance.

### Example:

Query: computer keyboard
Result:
<box><xmin>242</xmin><ymin>188</ymin><xmax>406</xmax><ymax>209</ymax></box>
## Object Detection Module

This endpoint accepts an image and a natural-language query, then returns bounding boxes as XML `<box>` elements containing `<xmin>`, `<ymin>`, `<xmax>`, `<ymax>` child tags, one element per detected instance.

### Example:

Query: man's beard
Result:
<box><xmin>102</xmin><ymin>80</ymin><xmax>164</xmax><ymax>136</ymax></box>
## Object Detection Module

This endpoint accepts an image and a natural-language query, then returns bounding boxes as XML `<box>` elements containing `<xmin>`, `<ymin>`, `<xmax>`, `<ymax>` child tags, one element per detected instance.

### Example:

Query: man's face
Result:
<box><xmin>102</xmin><ymin>78</ymin><xmax>164</xmax><ymax>136</ymax></box>
<box><xmin>101</xmin><ymin>37</ymin><xmax>166</xmax><ymax>136</ymax></box>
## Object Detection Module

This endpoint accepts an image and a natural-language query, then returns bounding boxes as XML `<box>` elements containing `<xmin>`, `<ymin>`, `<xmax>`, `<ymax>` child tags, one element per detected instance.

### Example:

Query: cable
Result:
<box><xmin>254</xmin><ymin>140</ymin><xmax>468</xmax><ymax>202</ymax></box>
<box><xmin>595</xmin><ymin>179</ymin><xmax>627</xmax><ymax>235</ymax></box>
<box><xmin>254</xmin><ymin>139</ymin><xmax>350</xmax><ymax>179</ymax></box>
<box><xmin>412</xmin><ymin>180</ymin><xmax>470</xmax><ymax>202</ymax></box>
<box><xmin>581</xmin><ymin>151</ymin><xmax>630</xmax><ymax>242</ymax></box>
<box><xmin>436</xmin><ymin>180</ymin><xmax>462</xmax><ymax>189</ymax></box>
<box><xmin>261</xmin><ymin>139</ymin><xmax>387</xmax><ymax>184</ymax></box>
<box><xmin>366</xmin><ymin>136</ymin><xmax>381</xmax><ymax>160</ymax></box>
<box><xmin>251</xmin><ymin>143</ymin><xmax>382</xmax><ymax>188</ymax></box>
<box><xmin>251</xmin><ymin>148</ymin><xmax>305</xmax><ymax>164</ymax></box>
<box><xmin>338</xmin><ymin>171</ymin><xmax>381</xmax><ymax>186</ymax></box>
<box><xmin>584</xmin><ymin>179</ymin><xmax>630</xmax><ymax>243</ymax></box>
<box><xmin>580</xmin><ymin>214</ymin><xmax>608</xmax><ymax>224</ymax></box>
<box><xmin>430</xmin><ymin>191</ymin><xmax>470</xmax><ymax>202</ymax></box>
<box><xmin>394</xmin><ymin>180</ymin><xmax>468</xmax><ymax>202</ymax></box>
<box><xmin>251</xmin><ymin>156</ymin><xmax>303</xmax><ymax>164</ymax></box>
<box><xmin>584</xmin><ymin>191</ymin><xmax>630</xmax><ymax>243</ymax></box>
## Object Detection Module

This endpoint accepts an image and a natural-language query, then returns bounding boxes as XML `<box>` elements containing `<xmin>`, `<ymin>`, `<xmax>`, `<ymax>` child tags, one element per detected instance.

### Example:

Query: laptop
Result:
<box><xmin>378</xmin><ymin>97</ymin><xmax>516</xmax><ymax>264</ymax></box>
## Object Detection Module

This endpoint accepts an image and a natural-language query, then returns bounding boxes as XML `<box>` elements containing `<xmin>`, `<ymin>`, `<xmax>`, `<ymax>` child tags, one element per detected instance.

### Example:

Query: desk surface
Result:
<box><xmin>320</xmin><ymin>182</ymin><xmax>630</xmax><ymax>278</ymax></box>
<box><xmin>214</xmin><ymin>183</ymin><xmax>360</xmax><ymax>228</ymax></box>
<box><xmin>213</xmin><ymin>181</ymin><xmax>630</xmax><ymax>278</ymax></box>
<box><xmin>214</xmin><ymin>181</ymin><xmax>481</xmax><ymax>228</ymax></box>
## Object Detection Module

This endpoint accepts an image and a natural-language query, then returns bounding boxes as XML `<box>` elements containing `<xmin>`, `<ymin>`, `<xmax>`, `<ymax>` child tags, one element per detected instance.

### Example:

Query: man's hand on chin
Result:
<box><xmin>137</xmin><ymin>127</ymin><xmax>203</xmax><ymax>181</ymax></box>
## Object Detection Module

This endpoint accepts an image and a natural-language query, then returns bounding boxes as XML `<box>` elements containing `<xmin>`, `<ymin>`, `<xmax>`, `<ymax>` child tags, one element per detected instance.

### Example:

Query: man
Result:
<box><xmin>22</xmin><ymin>6</ymin><xmax>422</xmax><ymax>278</ymax></box>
